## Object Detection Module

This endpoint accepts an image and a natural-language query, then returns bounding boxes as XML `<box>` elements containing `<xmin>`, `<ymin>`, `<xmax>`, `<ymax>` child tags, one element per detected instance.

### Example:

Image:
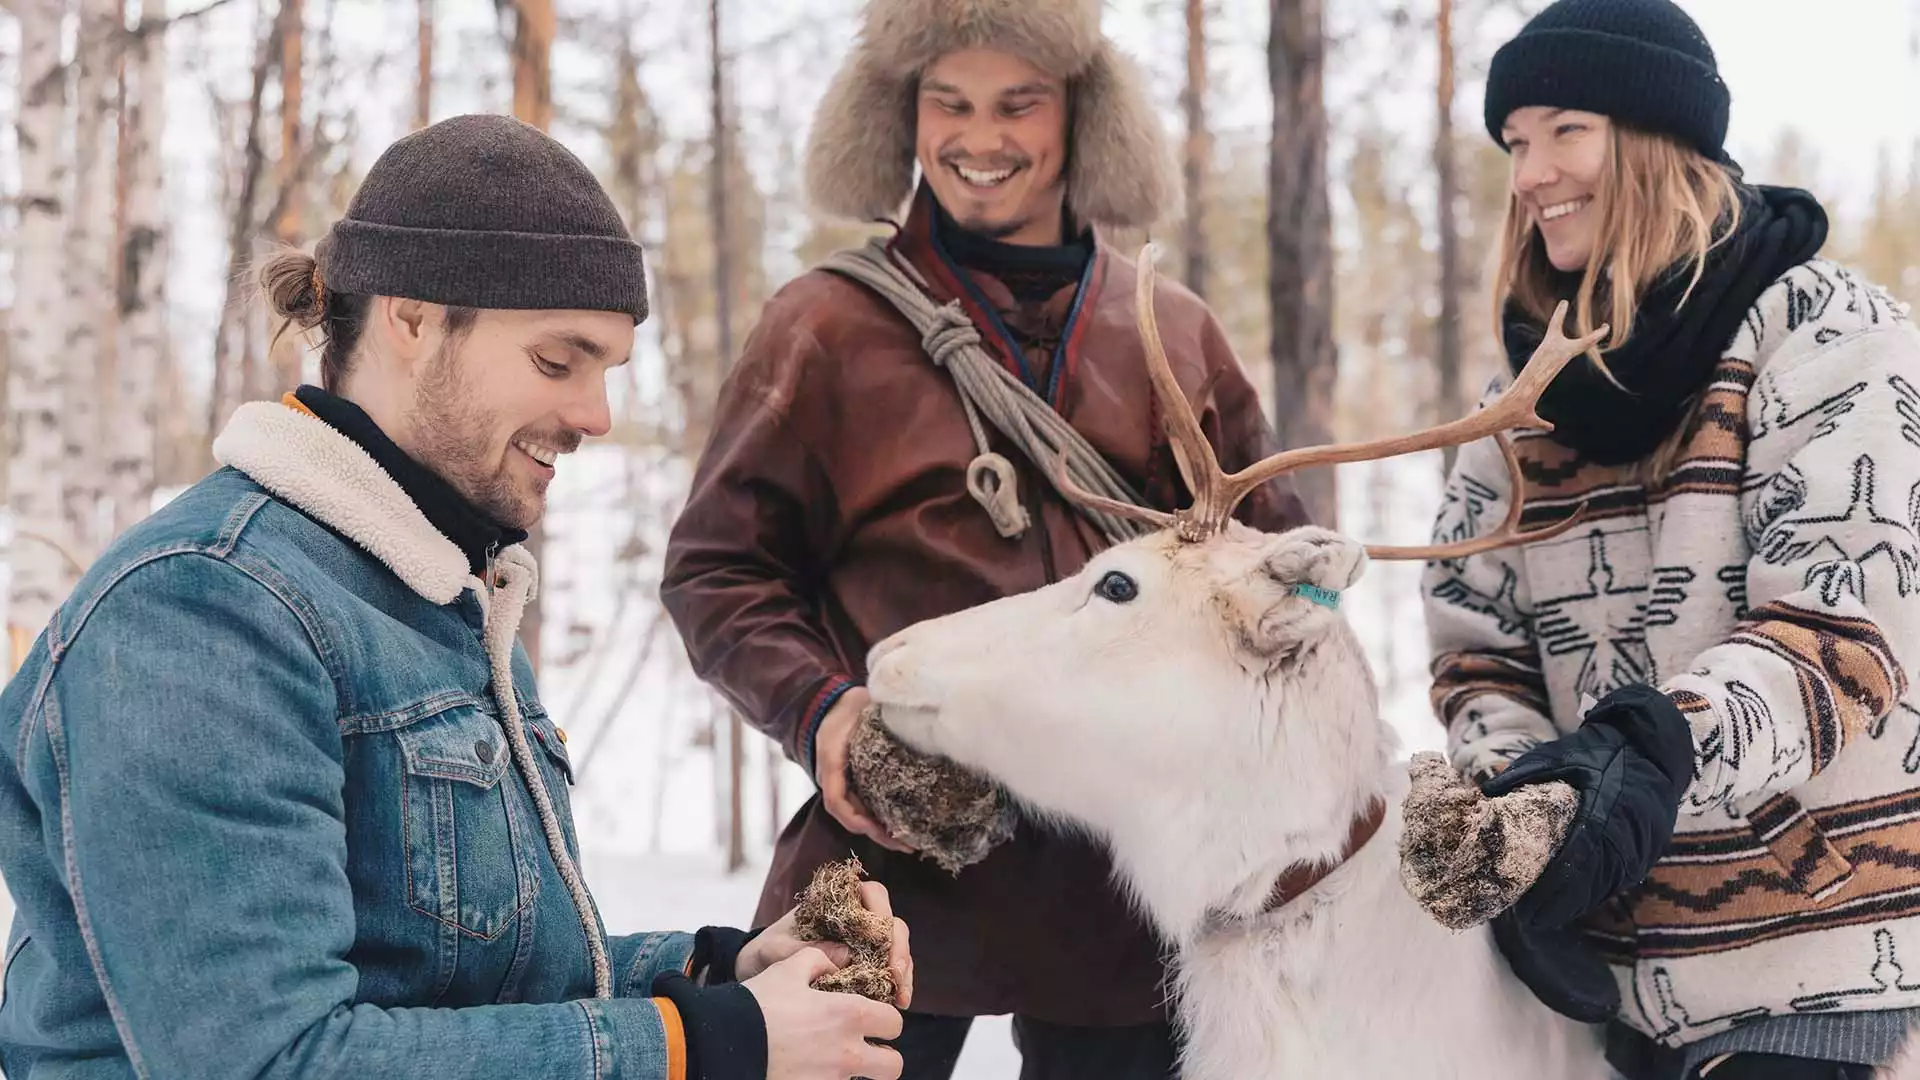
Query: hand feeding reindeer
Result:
<box><xmin>863</xmin><ymin>243</ymin><xmax>1618</xmax><ymax>1080</ymax></box>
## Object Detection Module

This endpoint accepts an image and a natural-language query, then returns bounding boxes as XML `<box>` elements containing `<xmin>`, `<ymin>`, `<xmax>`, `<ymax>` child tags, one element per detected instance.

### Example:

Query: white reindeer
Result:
<box><xmin>863</xmin><ymin>246</ymin><xmax>1625</xmax><ymax>1080</ymax></box>
<box><xmin>865</xmin><ymin>248</ymin><xmax>1920</xmax><ymax>1079</ymax></box>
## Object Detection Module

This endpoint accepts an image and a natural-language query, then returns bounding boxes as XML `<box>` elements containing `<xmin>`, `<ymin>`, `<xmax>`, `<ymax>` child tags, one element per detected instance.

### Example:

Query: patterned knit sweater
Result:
<box><xmin>1423</xmin><ymin>258</ymin><xmax>1920</xmax><ymax>1048</ymax></box>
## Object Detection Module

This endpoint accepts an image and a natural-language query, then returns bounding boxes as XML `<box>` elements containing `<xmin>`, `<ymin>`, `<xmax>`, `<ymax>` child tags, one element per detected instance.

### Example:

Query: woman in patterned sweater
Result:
<box><xmin>1421</xmin><ymin>1</ymin><xmax>1920</xmax><ymax>1078</ymax></box>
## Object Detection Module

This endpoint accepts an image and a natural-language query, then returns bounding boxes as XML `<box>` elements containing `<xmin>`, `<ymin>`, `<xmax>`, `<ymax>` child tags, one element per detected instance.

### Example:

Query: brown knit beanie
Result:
<box><xmin>315</xmin><ymin>113</ymin><xmax>648</xmax><ymax>322</ymax></box>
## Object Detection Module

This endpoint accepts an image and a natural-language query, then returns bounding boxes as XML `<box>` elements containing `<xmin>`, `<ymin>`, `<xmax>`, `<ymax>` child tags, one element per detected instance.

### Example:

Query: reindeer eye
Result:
<box><xmin>1095</xmin><ymin>570</ymin><xmax>1138</xmax><ymax>604</ymax></box>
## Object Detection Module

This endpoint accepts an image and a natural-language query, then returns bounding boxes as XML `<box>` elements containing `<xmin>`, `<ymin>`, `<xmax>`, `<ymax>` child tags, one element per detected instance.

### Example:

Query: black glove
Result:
<box><xmin>1479</xmin><ymin>685</ymin><xmax>1694</xmax><ymax>1021</ymax></box>
<box><xmin>1480</xmin><ymin>683</ymin><xmax>1697</xmax><ymax>930</ymax></box>
<box><xmin>1489</xmin><ymin>910</ymin><xmax>1621</xmax><ymax>1023</ymax></box>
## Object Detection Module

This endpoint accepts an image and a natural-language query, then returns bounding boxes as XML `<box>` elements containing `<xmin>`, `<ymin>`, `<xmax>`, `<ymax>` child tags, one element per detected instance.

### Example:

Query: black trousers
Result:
<box><xmin>1609</xmin><ymin>1022</ymin><xmax>1881</xmax><ymax>1080</ymax></box>
<box><xmin>892</xmin><ymin>1011</ymin><xmax>1179</xmax><ymax>1080</ymax></box>
<box><xmin>1690</xmin><ymin>1055</ymin><xmax>1875</xmax><ymax>1080</ymax></box>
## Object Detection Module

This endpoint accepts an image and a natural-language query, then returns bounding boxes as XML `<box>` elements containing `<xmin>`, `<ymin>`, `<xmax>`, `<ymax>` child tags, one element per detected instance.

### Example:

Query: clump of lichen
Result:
<box><xmin>1398</xmin><ymin>752</ymin><xmax>1579</xmax><ymax>930</ymax></box>
<box><xmin>792</xmin><ymin>857</ymin><xmax>896</xmax><ymax>1001</ymax></box>
<box><xmin>846</xmin><ymin>704</ymin><xmax>1017</xmax><ymax>875</ymax></box>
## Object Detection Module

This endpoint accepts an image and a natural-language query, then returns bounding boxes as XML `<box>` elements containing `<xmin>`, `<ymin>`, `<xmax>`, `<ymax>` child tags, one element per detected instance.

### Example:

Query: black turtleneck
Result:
<box><xmin>292</xmin><ymin>386</ymin><xmax>527</xmax><ymax>576</ymax></box>
<box><xmin>932</xmin><ymin>196</ymin><xmax>1092</xmax><ymax>303</ymax></box>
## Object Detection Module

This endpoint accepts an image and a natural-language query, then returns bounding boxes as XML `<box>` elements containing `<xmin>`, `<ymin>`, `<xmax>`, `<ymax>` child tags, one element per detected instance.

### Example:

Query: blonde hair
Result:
<box><xmin>1491</xmin><ymin>124</ymin><xmax>1743</xmax><ymax>483</ymax></box>
<box><xmin>1493</xmin><ymin>124</ymin><xmax>1742</xmax><ymax>369</ymax></box>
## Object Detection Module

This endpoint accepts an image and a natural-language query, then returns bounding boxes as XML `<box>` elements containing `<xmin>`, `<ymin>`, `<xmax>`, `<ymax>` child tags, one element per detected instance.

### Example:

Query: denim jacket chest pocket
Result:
<box><xmin>517</xmin><ymin>701</ymin><xmax>577</xmax><ymax>843</ymax></box>
<box><xmin>394</xmin><ymin>702</ymin><xmax>536</xmax><ymax>940</ymax></box>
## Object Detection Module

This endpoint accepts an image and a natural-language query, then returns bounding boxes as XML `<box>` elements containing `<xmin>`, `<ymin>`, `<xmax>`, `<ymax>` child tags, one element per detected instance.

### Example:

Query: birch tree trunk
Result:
<box><xmin>207</xmin><ymin>2</ymin><xmax>281</xmax><ymax>446</ymax></box>
<box><xmin>10</xmin><ymin>0</ymin><xmax>80</xmax><ymax>665</ymax></box>
<box><xmin>1183</xmin><ymin>0</ymin><xmax>1209</xmax><ymax>299</ymax></box>
<box><xmin>65</xmin><ymin>0</ymin><xmax>122</xmax><ymax>553</ymax></box>
<box><xmin>1268</xmin><ymin>0</ymin><xmax>1337</xmax><ymax>527</ymax></box>
<box><xmin>1435</xmin><ymin>0</ymin><xmax>1465</xmax><ymax>473</ymax></box>
<box><xmin>509</xmin><ymin>0</ymin><xmax>553</xmax><ymax>672</ymax></box>
<box><xmin>706</xmin><ymin>0</ymin><xmax>748</xmax><ymax>875</ymax></box>
<box><xmin>268</xmin><ymin>0</ymin><xmax>307</xmax><ymax>395</ymax></box>
<box><xmin>510</xmin><ymin>0</ymin><xmax>554</xmax><ymax>131</ymax></box>
<box><xmin>0</xmin><ymin>309</ymin><xmax>10</xmax><ymax>510</ymax></box>
<box><xmin>113</xmin><ymin>9</ymin><xmax>170</xmax><ymax>538</ymax></box>
<box><xmin>416</xmin><ymin>0</ymin><xmax>434</xmax><ymax>129</ymax></box>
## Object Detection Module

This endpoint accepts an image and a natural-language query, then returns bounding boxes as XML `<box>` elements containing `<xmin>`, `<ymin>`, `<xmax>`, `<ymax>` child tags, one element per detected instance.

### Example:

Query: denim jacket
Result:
<box><xmin>0</xmin><ymin>400</ymin><xmax>716</xmax><ymax>1078</ymax></box>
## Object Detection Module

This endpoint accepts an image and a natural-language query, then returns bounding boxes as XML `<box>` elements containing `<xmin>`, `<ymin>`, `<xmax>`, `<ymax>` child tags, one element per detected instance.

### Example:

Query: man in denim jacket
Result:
<box><xmin>0</xmin><ymin>114</ymin><xmax>910</xmax><ymax>1080</ymax></box>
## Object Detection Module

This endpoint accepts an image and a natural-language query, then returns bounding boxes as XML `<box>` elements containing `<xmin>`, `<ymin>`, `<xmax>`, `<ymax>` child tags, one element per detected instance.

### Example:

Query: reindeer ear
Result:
<box><xmin>1219</xmin><ymin>528</ymin><xmax>1365</xmax><ymax>661</ymax></box>
<box><xmin>1262</xmin><ymin>527</ymin><xmax>1368</xmax><ymax>593</ymax></box>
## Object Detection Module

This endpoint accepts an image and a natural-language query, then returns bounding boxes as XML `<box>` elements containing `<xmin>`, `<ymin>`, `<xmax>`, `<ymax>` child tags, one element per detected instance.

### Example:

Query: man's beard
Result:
<box><xmin>405</xmin><ymin>341</ymin><xmax>566</xmax><ymax>531</ymax></box>
<box><xmin>940</xmin><ymin>147</ymin><xmax>1037</xmax><ymax>240</ymax></box>
<box><xmin>957</xmin><ymin>212</ymin><xmax>1028</xmax><ymax>240</ymax></box>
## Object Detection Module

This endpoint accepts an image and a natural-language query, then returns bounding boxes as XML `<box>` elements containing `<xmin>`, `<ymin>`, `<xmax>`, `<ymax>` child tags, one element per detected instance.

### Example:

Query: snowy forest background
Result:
<box><xmin>0</xmin><ymin>0</ymin><xmax>1917</xmax><ymax>1071</ymax></box>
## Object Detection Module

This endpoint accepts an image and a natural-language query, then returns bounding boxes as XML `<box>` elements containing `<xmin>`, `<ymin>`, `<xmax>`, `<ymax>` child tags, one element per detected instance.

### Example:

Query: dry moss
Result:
<box><xmin>846</xmin><ymin>704</ymin><xmax>1016</xmax><ymax>875</ymax></box>
<box><xmin>1397</xmin><ymin>751</ymin><xmax>1580</xmax><ymax>930</ymax></box>
<box><xmin>792</xmin><ymin>857</ymin><xmax>897</xmax><ymax>1001</ymax></box>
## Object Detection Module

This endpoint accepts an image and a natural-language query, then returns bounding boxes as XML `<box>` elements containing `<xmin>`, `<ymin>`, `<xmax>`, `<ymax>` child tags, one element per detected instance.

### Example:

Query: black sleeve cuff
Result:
<box><xmin>690</xmin><ymin>925</ymin><xmax>763</xmax><ymax>985</ymax></box>
<box><xmin>653</xmin><ymin>972</ymin><xmax>767</xmax><ymax>1080</ymax></box>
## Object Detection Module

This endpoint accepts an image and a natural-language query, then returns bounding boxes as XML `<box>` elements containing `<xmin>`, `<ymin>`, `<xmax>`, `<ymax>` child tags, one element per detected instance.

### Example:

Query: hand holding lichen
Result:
<box><xmin>792</xmin><ymin>858</ymin><xmax>899</xmax><ymax>1002</ymax></box>
<box><xmin>846</xmin><ymin>705</ymin><xmax>1017</xmax><ymax>875</ymax></box>
<box><xmin>1397</xmin><ymin>751</ymin><xmax>1580</xmax><ymax>930</ymax></box>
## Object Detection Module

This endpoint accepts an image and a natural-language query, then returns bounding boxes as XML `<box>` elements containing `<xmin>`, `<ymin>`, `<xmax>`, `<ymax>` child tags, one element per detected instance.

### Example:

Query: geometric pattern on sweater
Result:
<box><xmin>1583</xmin><ymin>787</ymin><xmax>1920</xmax><ymax>960</ymax></box>
<box><xmin>1422</xmin><ymin>258</ymin><xmax>1920</xmax><ymax>1046</ymax></box>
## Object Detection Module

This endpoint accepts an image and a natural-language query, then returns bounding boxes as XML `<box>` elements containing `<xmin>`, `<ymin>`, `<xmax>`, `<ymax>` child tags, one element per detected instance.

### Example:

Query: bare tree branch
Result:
<box><xmin>132</xmin><ymin>0</ymin><xmax>248</xmax><ymax>40</ymax></box>
<box><xmin>206</xmin><ymin>0</ymin><xmax>285</xmax><ymax>444</ymax></box>
<box><xmin>258</xmin><ymin>122</ymin><xmax>335</xmax><ymax>244</ymax></box>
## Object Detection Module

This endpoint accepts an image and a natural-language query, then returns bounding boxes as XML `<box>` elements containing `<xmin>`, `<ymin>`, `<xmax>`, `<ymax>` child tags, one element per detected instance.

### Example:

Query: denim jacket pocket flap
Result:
<box><xmin>396</xmin><ymin>704</ymin><xmax>512</xmax><ymax>789</ymax></box>
<box><xmin>521</xmin><ymin>704</ymin><xmax>574</xmax><ymax>784</ymax></box>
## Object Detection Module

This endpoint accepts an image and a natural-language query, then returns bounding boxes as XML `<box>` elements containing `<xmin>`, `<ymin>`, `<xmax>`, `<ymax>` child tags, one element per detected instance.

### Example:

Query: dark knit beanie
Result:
<box><xmin>316</xmin><ymin>113</ymin><xmax>648</xmax><ymax>322</ymax></box>
<box><xmin>1484</xmin><ymin>0</ymin><xmax>1731</xmax><ymax>164</ymax></box>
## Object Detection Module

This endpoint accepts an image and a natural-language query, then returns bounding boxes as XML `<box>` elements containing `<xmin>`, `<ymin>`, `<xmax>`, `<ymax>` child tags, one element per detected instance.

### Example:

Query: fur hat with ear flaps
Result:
<box><xmin>805</xmin><ymin>0</ymin><xmax>1181</xmax><ymax>231</ymax></box>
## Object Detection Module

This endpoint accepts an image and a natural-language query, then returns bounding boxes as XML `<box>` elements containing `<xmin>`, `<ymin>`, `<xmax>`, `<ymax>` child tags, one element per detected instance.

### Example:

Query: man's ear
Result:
<box><xmin>369</xmin><ymin>295</ymin><xmax>432</xmax><ymax>369</ymax></box>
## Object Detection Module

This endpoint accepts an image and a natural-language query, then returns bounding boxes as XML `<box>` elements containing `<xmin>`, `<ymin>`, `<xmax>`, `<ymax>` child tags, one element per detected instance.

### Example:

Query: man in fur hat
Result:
<box><xmin>661</xmin><ymin>1</ymin><xmax>1310</xmax><ymax>1074</ymax></box>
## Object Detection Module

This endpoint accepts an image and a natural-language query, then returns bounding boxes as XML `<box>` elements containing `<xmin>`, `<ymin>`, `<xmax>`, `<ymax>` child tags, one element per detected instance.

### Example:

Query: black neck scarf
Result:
<box><xmin>931</xmin><ymin>195</ymin><xmax>1092</xmax><ymax>304</ymax></box>
<box><xmin>1502</xmin><ymin>184</ymin><xmax>1829</xmax><ymax>465</ymax></box>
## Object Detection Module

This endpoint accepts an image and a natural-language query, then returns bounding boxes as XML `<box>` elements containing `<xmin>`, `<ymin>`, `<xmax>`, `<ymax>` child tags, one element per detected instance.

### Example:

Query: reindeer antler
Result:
<box><xmin>1361</xmin><ymin>432</ymin><xmax>1589</xmax><ymax>560</ymax></box>
<box><xmin>1061</xmin><ymin>243</ymin><xmax>1606</xmax><ymax>558</ymax></box>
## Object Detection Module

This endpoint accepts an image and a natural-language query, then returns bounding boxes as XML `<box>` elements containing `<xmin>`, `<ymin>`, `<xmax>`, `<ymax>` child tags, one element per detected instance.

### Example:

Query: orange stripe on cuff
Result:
<box><xmin>652</xmin><ymin>996</ymin><xmax>688</xmax><ymax>1080</ymax></box>
<box><xmin>281</xmin><ymin>392</ymin><xmax>318</xmax><ymax>419</ymax></box>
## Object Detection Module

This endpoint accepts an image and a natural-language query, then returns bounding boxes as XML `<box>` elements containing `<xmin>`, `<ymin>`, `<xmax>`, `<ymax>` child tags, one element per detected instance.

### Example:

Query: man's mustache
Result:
<box><xmin>938</xmin><ymin>147</ymin><xmax>1030</xmax><ymax>172</ymax></box>
<box><xmin>513</xmin><ymin>428</ymin><xmax>584</xmax><ymax>454</ymax></box>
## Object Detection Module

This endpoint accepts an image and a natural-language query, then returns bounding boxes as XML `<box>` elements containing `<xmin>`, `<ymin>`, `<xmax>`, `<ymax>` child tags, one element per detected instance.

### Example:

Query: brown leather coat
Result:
<box><xmin>660</xmin><ymin>186</ymin><xmax>1310</xmax><ymax>1024</ymax></box>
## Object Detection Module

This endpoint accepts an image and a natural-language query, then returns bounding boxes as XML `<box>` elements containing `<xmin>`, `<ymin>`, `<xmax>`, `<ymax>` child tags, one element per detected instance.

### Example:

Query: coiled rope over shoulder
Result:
<box><xmin>820</xmin><ymin>239</ymin><xmax>1157</xmax><ymax>548</ymax></box>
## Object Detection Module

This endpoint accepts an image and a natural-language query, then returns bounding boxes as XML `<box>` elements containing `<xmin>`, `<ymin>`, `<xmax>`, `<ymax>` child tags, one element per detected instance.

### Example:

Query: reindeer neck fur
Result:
<box><xmin>1122</xmin><ymin>623</ymin><xmax>1610</xmax><ymax>1080</ymax></box>
<box><xmin>1170</xmin><ymin>790</ymin><xmax>1608</xmax><ymax>1080</ymax></box>
<box><xmin>1100</xmin><ymin>615</ymin><xmax>1396</xmax><ymax>947</ymax></box>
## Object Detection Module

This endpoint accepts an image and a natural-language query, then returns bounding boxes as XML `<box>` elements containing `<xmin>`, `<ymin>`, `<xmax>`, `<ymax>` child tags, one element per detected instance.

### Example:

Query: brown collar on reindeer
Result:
<box><xmin>1258</xmin><ymin>798</ymin><xmax>1389</xmax><ymax>916</ymax></box>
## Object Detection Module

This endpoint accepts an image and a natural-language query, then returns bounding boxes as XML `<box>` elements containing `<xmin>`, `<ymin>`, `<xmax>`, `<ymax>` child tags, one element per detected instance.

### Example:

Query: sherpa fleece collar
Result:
<box><xmin>212</xmin><ymin>399</ymin><xmax>534</xmax><ymax>605</ymax></box>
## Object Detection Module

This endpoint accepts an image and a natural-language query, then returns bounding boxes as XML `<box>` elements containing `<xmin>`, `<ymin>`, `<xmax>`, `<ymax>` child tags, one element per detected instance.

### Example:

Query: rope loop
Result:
<box><xmin>965</xmin><ymin>452</ymin><xmax>1031</xmax><ymax>538</ymax></box>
